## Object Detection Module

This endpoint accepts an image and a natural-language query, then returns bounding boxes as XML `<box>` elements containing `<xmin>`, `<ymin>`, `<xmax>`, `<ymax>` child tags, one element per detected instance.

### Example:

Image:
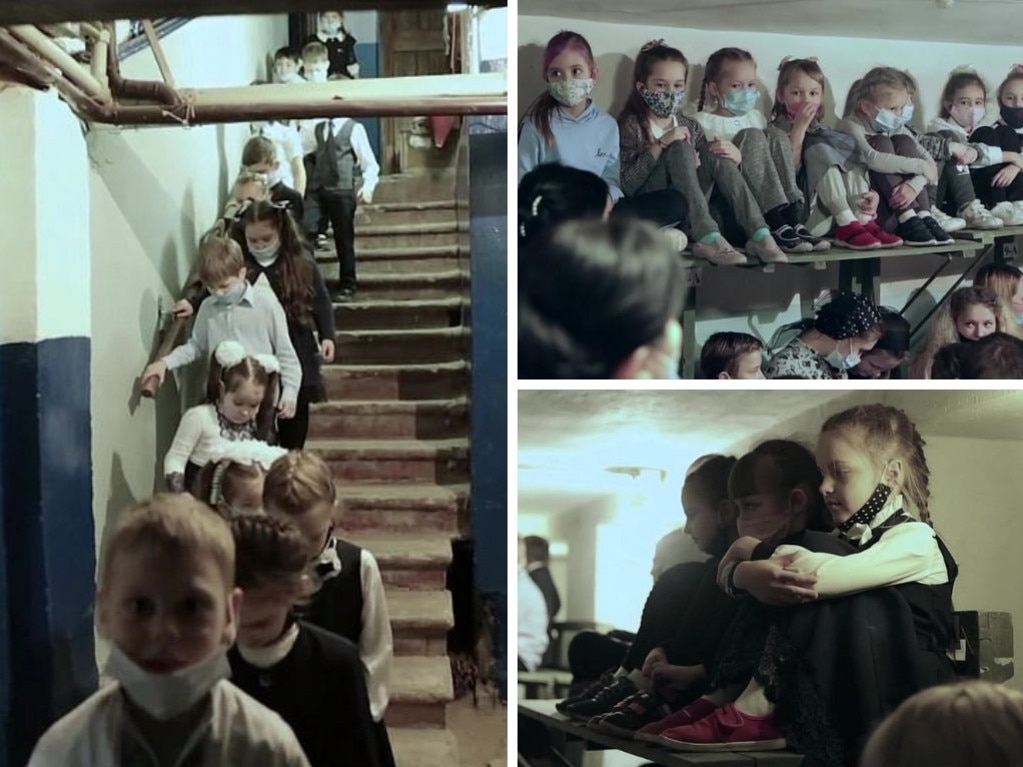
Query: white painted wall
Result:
<box><xmin>87</xmin><ymin>15</ymin><xmax>287</xmax><ymax>664</ymax></box>
<box><xmin>519</xmin><ymin>16</ymin><xmax>1023</xmax><ymax>359</ymax></box>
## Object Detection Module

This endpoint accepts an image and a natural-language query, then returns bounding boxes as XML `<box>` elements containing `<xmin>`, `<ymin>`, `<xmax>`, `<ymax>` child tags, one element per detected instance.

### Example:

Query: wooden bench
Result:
<box><xmin>676</xmin><ymin>225</ymin><xmax>1023</xmax><ymax>378</ymax></box>
<box><xmin>520</xmin><ymin>699</ymin><xmax>804</xmax><ymax>767</ymax></box>
<box><xmin>519</xmin><ymin>669</ymin><xmax>574</xmax><ymax>700</ymax></box>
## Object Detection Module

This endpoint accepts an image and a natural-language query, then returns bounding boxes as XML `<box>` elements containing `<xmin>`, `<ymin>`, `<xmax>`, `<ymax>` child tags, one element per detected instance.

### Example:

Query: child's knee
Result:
<box><xmin>868</xmin><ymin>134</ymin><xmax>896</xmax><ymax>153</ymax></box>
<box><xmin>663</xmin><ymin>140</ymin><xmax>696</xmax><ymax>163</ymax></box>
<box><xmin>734</xmin><ymin>128</ymin><xmax>767</xmax><ymax>149</ymax></box>
<box><xmin>890</xmin><ymin>134</ymin><xmax>917</xmax><ymax>156</ymax></box>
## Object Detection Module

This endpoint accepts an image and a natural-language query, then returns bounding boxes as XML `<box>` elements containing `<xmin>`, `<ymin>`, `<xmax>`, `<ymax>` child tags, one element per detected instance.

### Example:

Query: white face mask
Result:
<box><xmin>105</xmin><ymin>644</ymin><xmax>231</xmax><ymax>720</ymax></box>
<box><xmin>951</xmin><ymin>103</ymin><xmax>986</xmax><ymax>130</ymax></box>
<box><xmin>824</xmin><ymin>340</ymin><xmax>861</xmax><ymax>371</ymax></box>
<box><xmin>248</xmin><ymin>239</ymin><xmax>281</xmax><ymax>266</ymax></box>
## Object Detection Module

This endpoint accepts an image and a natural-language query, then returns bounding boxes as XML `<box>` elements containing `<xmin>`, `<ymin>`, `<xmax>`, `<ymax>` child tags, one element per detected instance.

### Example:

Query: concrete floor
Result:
<box><xmin>448</xmin><ymin>689</ymin><xmax>507</xmax><ymax>766</ymax></box>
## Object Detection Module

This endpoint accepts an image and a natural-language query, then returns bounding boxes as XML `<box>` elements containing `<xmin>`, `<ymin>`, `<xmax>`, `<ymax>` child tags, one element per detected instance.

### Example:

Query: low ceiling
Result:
<box><xmin>519</xmin><ymin>0</ymin><xmax>1023</xmax><ymax>47</ymax></box>
<box><xmin>518</xmin><ymin>390</ymin><xmax>1023</xmax><ymax>514</ymax></box>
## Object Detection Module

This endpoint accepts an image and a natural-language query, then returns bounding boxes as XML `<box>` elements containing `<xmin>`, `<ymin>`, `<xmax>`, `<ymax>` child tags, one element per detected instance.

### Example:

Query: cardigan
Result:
<box><xmin>618</xmin><ymin>110</ymin><xmax>707</xmax><ymax>197</ymax></box>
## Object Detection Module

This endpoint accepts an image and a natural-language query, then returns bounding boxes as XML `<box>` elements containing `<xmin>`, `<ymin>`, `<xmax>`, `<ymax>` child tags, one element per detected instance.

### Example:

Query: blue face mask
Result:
<box><xmin>213</xmin><ymin>282</ymin><xmax>246</xmax><ymax>307</ymax></box>
<box><xmin>871</xmin><ymin>107</ymin><xmax>903</xmax><ymax>133</ymax></box>
<box><xmin>902</xmin><ymin>103</ymin><xmax>915</xmax><ymax>126</ymax></box>
<box><xmin>722</xmin><ymin>88</ymin><xmax>759</xmax><ymax>116</ymax></box>
<box><xmin>824</xmin><ymin>341</ymin><xmax>861</xmax><ymax>371</ymax></box>
<box><xmin>1016</xmin><ymin>312</ymin><xmax>1023</xmax><ymax>326</ymax></box>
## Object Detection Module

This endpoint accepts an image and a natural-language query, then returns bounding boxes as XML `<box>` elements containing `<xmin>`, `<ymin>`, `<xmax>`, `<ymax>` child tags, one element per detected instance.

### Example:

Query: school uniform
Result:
<box><xmin>303</xmin><ymin>537</ymin><xmax>396</xmax><ymax>767</ymax></box>
<box><xmin>242</xmin><ymin>252</ymin><xmax>336</xmax><ymax>450</ymax></box>
<box><xmin>229</xmin><ymin>621</ymin><xmax>379</xmax><ymax>767</ymax></box>
<box><xmin>299</xmin><ymin>117</ymin><xmax>380</xmax><ymax>293</ymax></box>
<box><xmin>518</xmin><ymin>102</ymin><xmax>623</xmax><ymax>199</ymax></box>
<box><xmin>165</xmin><ymin>283</ymin><xmax>303</xmax><ymax>404</ymax></box>
<box><xmin>969</xmin><ymin>119</ymin><xmax>1023</xmax><ymax>207</ymax></box>
<box><xmin>163</xmin><ymin>403</ymin><xmax>259</xmax><ymax>494</ymax></box>
<box><xmin>252</xmin><ymin>121</ymin><xmax>307</xmax><ymax>221</ymax></box>
<box><xmin>27</xmin><ymin>679</ymin><xmax>310</xmax><ymax>767</ymax></box>
<box><xmin>518</xmin><ymin>568</ymin><xmax>549</xmax><ymax>672</ymax></box>
<box><xmin>303</xmin><ymin>32</ymin><xmax>358</xmax><ymax>79</ymax></box>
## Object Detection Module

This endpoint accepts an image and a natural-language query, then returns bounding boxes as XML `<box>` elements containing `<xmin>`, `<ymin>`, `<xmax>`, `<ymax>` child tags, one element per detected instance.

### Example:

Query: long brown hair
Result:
<box><xmin>239</xmin><ymin>200</ymin><xmax>314</xmax><ymax>324</ymax></box>
<box><xmin>997</xmin><ymin>65</ymin><xmax>1023</xmax><ymax>104</ymax></box>
<box><xmin>618</xmin><ymin>40</ymin><xmax>688</xmax><ymax>148</ymax></box>
<box><xmin>698</xmin><ymin>47</ymin><xmax>755</xmax><ymax>112</ymax></box>
<box><xmin>521</xmin><ymin>31</ymin><xmax>596</xmax><ymax>147</ymax></box>
<box><xmin>940</xmin><ymin>70</ymin><xmax>987</xmax><ymax>118</ymax></box>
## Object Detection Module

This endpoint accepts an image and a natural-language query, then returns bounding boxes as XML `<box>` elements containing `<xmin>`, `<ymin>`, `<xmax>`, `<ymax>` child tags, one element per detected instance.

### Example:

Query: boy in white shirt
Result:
<box><xmin>28</xmin><ymin>494</ymin><xmax>310</xmax><ymax>767</ymax></box>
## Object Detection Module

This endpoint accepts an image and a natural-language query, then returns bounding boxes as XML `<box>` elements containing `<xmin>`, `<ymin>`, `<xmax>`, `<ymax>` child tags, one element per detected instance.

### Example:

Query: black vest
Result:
<box><xmin>306</xmin><ymin>538</ymin><xmax>365</xmax><ymax>644</ymax></box>
<box><xmin>861</xmin><ymin>512</ymin><xmax>958</xmax><ymax>654</ymax></box>
<box><xmin>310</xmin><ymin>119</ymin><xmax>357</xmax><ymax>192</ymax></box>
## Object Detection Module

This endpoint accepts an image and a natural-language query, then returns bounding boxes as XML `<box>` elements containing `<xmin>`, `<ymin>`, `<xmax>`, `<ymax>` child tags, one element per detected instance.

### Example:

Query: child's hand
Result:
<box><xmin>710</xmin><ymin>139</ymin><xmax>741</xmax><ymax>164</ymax></box>
<box><xmin>793</xmin><ymin>102</ymin><xmax>817</xmax><ymax>132</ymax></box>
<box><xmin>356</xmin><ymin>186</ymin><xmax>374</xmax><ymax>204</ymax></box>
<box><xmin>661</xmin><ymin>125</ymin><xmax>691</xmax><ymax>145</ymax></box>
<box><xmin>735</xmin><ymin>556</ymin><xmax>818</xmax><ymax>606</ymax></box>
<box><xmin>320</xmin><ymin>339</ymin><xmax>336</xmax><ymax>363</ymax></box>
<box><xmin>173</xmin><ymin>299</ymin><xmax>194</xmax><ymax>319</ymax></box>
<box><xmin>993</xmin><ymin>164</ymin><xmax>1021</xmax><ymax>188</ymax></box>
<box><xmin>857</xmin><ymin>190</ymin><xmax>880</xmax><ymax>218</ymax></box>
<box><xmin>890</xmin><ymin>182</ymin><xmax>918</xmax><ymax>210</ymax></box>
<box><xmin>922</xmin><ymin>161</ymin><xmax>939</xmax><ymax>187</ymax></box>
<box><xmin>278</xmin><ymin>399</ymin><xmax>297</xmax><ymax>419</ymax></box>
<box><xmin>142</xmin><ymin>360</ymin><xmax>167</xmax><ymax>386</ymax></box>
<box><xmin>954</xmin><ymin>146</ymin><xmax>979</xmax><ymax>165</ymax></box>
<box><xmin>641</xmin><ymin>647</ymin><xmax>668</xmax><ymax>677</ymax></box>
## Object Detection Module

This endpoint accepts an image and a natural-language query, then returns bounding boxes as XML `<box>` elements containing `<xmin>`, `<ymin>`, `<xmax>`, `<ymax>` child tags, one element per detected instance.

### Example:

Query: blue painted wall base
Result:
<box><xmin>0</xmin><ymin>338</ymin><xmax>97</xmax><ymax>767</ymax></box>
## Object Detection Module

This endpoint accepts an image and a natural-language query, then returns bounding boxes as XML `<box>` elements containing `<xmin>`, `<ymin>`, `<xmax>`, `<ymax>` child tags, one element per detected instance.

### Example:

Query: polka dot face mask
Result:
<box><xmin>837</xmin><ymin>461</ymin><xmax>893</xmax><ymax>533</ymax></box>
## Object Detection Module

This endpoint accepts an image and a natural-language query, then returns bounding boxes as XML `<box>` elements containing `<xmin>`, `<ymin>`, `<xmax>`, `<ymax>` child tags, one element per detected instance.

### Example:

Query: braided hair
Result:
<box><xmin>698</xmin><ymin>47</ymin><xmax>754</xmax><ymax>112</ymax></box>
<box><xmin>821</xmin><ymin>405</ymin><xmax>932</xmax><ymax>524</ymax></box>
<box><xmin>230</xmin><ymin>513</ymin><xmax>314</xmax><ymax>602</ymax></box>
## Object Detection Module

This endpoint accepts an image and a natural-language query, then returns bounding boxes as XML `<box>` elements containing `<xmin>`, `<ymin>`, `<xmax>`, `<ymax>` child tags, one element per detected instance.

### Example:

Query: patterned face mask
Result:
<box><xmin>640</xmin><ymin>86</ymin><xmax>685</xmax><ymax>118</ymax></box>
<box><xmin>547</xmin><ymin>78</ymin><xmax>594</xmax><ymax>108</ymax></box>
<box><xmin>837</xmin><ymin>463</ymin><xmax>893</xmax><ymax>533</ymax></box>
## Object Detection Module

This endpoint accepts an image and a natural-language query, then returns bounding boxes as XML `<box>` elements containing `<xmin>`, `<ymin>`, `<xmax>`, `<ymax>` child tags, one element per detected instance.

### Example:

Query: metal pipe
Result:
<box><xmin>106</xmin><ymin>21</ymin><xmax>180</xmax><ymax>106</ymax></box>
<box><xmin>0</xmin><ymin>28</ymin><xmax>60</xmax><ymax>89</ymax></box>
<box><xmin>87</xmin><ymin>23</ymin><xmax>109</xmax><ymax>90</ymax></box>
<box><xmin>141</xmin><ymin>19</ymin><xmax>176</xmax><ymax>88</ymax></box>
<box><xmin>8</xmin><ymin>24</ymin><xmax>111</xmax><ymax>102</ymax></box>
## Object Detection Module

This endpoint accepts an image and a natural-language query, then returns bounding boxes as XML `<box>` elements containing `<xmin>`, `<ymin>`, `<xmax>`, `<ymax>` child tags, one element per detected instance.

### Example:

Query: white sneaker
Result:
<box><xmin>991</xmin><ymin>201</ymin><xmax>1023</xmax><ymax>226</ymax></box>
<box><xmin>662</xmin><ymin>228</ymin><xmax>688</xmax><ymax>253</ymax></box>
<box><xmin>960</xmin><ymin>200</ymin><xmax>1004</xmax><ymax>230</ymax></box>
<box><xmin>930</xmin><ymin>206</ymin><xmax>966</xmax><ymax>232</ymax></box>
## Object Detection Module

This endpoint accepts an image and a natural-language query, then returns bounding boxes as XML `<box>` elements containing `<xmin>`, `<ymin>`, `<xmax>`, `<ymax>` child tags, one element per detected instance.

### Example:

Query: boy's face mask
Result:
<box><xmin>106</xmin><ymin>643</ymin><xmax>231</xmax><ymax>720</ymax></box>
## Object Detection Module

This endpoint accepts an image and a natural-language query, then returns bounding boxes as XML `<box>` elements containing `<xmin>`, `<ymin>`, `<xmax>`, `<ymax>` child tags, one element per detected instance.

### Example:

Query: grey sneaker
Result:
<box><xmin>691</xmin><ymin>235</ymin><xmax>747</xmax><ymax>265</ymax></box>
<box><xmin>745</xmin><ymin>235</ymin><xmax>789</xmax><ymax>264</ymax></box>
<box><xmin>662</xmin><ymin>228</ymin><xmax>689</xmax><ymax>253</ymax></box>
<box><xmin>960</xmin><ymin>200</ymin><xmax>1003</xmax><ymax>230</ymax></box>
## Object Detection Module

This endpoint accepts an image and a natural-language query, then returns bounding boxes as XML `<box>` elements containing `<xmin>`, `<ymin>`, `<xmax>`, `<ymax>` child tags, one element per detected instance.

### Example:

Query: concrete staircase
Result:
<box><xmin>309</xmin><ymin>172</ymin><xmax>468</xmax><ymax>766</ymax></box>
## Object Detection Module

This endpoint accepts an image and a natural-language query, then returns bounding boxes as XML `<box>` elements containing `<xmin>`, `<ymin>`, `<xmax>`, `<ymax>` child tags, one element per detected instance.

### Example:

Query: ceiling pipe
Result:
<box><xmin>83</xmin><ymin>22</ymin><xmax>109</xmax><ymax>90</ymax></box>
<box><xmin>7</xmin><ymin>23</ymin><xmax>110</xmax><ymax>102</ymax></box>
<box><xmin>105</xmin><ymin>22</ymin><xmax>180</xmax><ymax>106</ymax></box>
<box><xmin>0</xmin><ymin>28</ymin><xmax>60</xmax><ymax>89</ymax></box>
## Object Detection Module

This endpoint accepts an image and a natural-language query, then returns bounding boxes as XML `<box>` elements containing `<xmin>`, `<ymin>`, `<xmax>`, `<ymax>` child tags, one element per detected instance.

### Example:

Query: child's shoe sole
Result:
<box><xmin>660</xmin><ymin>736</ymin><xmax>788</xmax><ymax>752</ymax></box>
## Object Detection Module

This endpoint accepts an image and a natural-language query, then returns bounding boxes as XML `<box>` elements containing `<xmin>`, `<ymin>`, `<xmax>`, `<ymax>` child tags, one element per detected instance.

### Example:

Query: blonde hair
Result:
<box><xmin>301</xmin><ymin>41</ymin><xmax>329</xmax><ymax>64</ymax></box>
<box><xmin>197</xmin><ymin>235</ymin><xmax>245</xmax><ymax>286</ymax></box>
<box><xmin>974</xmin><ymin>264</ymin><xmax>1022</xmax><ymax>312</ymax></box>
<box><xmin>263</xmin><ymin>451</ymin><xmax>337</xmax><ymax>518</ymax></box>
<box><xmin>820</xmin><ymin>404</ymin><xmax>931</xmax><ymax>523</ymax></box>
<box><xmin>911</xmin><ymin>286</ymin><xmax>1020</xmax><ymax>378</ymax></box>
<box><xmin>848</xmin><ymin>66</ymin><xmax>909</xmax><ymax>119</ymax></box>
<box><xmin>861</xmin><ymin>681</ymin><xmax>1023</xmax><ymax>767</ymax></box>
<box><xmin>772</xmin><ymin>57</ymin><xmax>825</xmax><ymax>122</ymax></box>
<box><xmin>100</xmin><ymin>493</ymin><xmax>234</xmax><ymax>592</ymax></box>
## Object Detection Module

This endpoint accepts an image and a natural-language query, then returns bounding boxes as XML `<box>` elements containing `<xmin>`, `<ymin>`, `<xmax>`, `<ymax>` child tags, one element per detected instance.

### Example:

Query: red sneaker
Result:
<box><xmin>635</xmin><ymin>697</ymin><xmax>720</xmax><ymax>743</ymax></box>
<box><xmin>863</xmin><ymin>219</ymin><xmax>904</xmax><ymax>248</ymax></box>
<box><xmin>833</xmin><ymin>221</ymin><xmax>881</xmax><ymax>251</ymax></box>
<box><xmin>659</xmin><ymin>703</ymin><xmax>787</xmax><ymax>751</ymax></box>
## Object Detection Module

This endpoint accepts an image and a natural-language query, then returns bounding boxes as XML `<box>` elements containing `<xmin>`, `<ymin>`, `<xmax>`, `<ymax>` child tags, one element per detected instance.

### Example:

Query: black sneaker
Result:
<box><xmin>564</xmin><ymin>677</ymin><xmax>637</xmax><ymax>721</ymax></box>
<box><xmin>897</xmin><ymin>216</ymin><xmax>937</xmax><ymax>247</ymax></box>
<box><xmin>588</xmin><ymin>692</ymin><xmax>674</xmax><ymax>738</ymax></box>
<box><xmin>794</xmin><ymin>224</ymin><xmax>831</xmax><ymax>252</ymax></box>
<box><xmin>771</xmin><ymin>224</ymin><xmax>814</xmax><ymax>253</ymax></box>
<box><xmin>335</xmin><ymin>287</ymin><xmax>357</xmax><ymax>302</ymax></box>
<box><xmin>919</xmin><ymin>215</ymin><xmax>955</xmax><ymax>245</ymax></box>
<box><xmin>556</xmin><ymin>670</ymin><xmax>616</xmax><ymax>714</ymax></box>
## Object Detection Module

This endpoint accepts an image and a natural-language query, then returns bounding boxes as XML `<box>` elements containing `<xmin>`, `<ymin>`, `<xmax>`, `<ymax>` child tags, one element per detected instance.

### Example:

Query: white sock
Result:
<box><xmin>733</xmin><ymin>678</ymin><xmax>775</xmax><ymax>717</ymax></box>
<box><xmin>613</xmin><ymin>667</ymin><xmax>628</xmax><ymax>679</ymax></box>
<box><xmin>626</xmin><ymin>669</ymin><xmax>647</xmax><ymax>689</ymax></box>
<box><xmin>835</xmin><ymin>210</ymin><xmax>857</xmax><ymax>227</ymax></box>
<box><xmin>918</xmin><ymin>210</ymin><xmax>933</xmax><ymax>219</ymax></box>
<box><xmin>898</xmin><ymin>210</ymin><xmax>916</xmax><ymax>223</ymax></box>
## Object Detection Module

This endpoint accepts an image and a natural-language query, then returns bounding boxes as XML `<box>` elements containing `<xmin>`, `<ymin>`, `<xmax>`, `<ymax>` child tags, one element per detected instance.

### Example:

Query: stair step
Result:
<box><xmin>338</xmin><ymin>483</ymin><xmax>466</xmax><ymax>533</ymax></box>
<box><xmin>310</xmin><ymin>437</ymin><xmax>469</xmax><ymax>484</ymax></box>
<box><xmin>310</xmin><ymin>398</ymin><xmax>469</xmax><ymax>440</ymax></box>
<box><xmin>334</xmin><ymin>298</ymin><xmax>466</xmax><ymax>330</ymax></box>
<box><xmin>355</xmin><ymin>231</ymin><xmax>460</xmax><ymax>250</ymax></box>
<box><xmin>344</xmin><ymin>530</ymin><xmax>453</xmax><ymax>590</ymax></box>
<box><xmin>360</xmin><ymin>199</ymin><xmax>456</xmax><ymax>213</ymax></box>
<box><xmin>337</xmin><ymin>327</ymin><xmax>471</xmax><ymax>365</ymax></box>
<box><xmin>358</xmin><ymin>222</ymin><xmax>461</xmax><ymax>237</ymax></box>
<box><xmin>388</xmin><ymin>590</ymin><xmax>453</xmax><ymax>655</ymax></box>
<box><xmin>323</xmin><ymin>361</ymin><xmax>468</xmax><ymax>401</ymax></box>
<box><xmin>373</xmin><ymin>172</ymin><xmax>455</xmax><ymax>203</ymax></box>
<box><xmin>355</xmin><ymin>200</ymin><xmax>456</xmax><ymax>228</ymax></box>
<box><xmin>389</xmin><ymin>728</ymin><xmax>459</xmax><ymax>767</ymax></box>
<box><xmin>347</xmin><ymin>269</ymin><xmax>469</xmax><ymax>300</ymax></box>
<box><xmin>387</xmin><ymin>655</ymin><xmax>454</xmax><ymax>728</ymax></box>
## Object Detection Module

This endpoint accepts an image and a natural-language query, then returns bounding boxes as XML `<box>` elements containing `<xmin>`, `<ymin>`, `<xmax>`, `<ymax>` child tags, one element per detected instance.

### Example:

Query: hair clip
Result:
<box><xmin>531</xmin><ymin>194</ymin><xmax>543</xmax><ymax>217</ymax></box>
<box><xmin>215</xmin><ymin>340</ymin><xmax>246</xmax><ymax>369</ymax></box>
<box><xmin>777</xmin><ymin>55</ymin><xmax>793</xmax><ymax>70</ymax></box>
<box><xmin>519</xmin><ymin>222</ymin><xmax>527</xmax><ymax>239</ymax></box>
<box><xmin>269</xmin><ymin>200</ymin><xmax>290</xmax><ymax>210</ymax></box>
<box><xmin>779</xmin><ymin>55</ymin><xmax>819</xmax><ymax>71</ymax></box>
<box><xmin>641</xmin><ymin>39</ymin><xmax>666</xmax><ymax>53</ymax></box>
<box><xmin>951</xmin><ymin>64</ymin><xmax>978</xmax><ymax>75</ymax></box>
<box><xmin>253</xmin><ymin>353</ymin><xmax>280</xmax><ymax>374</ymax></box>
<box><xmin>1012</xmin><ymin>64</ymin><xmax>1023</xmax><ymax>75</ymax></box>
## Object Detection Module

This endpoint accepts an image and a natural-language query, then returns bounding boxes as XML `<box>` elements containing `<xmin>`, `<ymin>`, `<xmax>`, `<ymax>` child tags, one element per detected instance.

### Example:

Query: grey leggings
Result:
<box><xmin>930</xmin><ymin>129</ymin><xmax>980</xmax><ymax>213</ymax></box>
<box><xmin>731</xmin><ymin>126</ymin><xmax>804</xmax><ymax>213</ymax></box>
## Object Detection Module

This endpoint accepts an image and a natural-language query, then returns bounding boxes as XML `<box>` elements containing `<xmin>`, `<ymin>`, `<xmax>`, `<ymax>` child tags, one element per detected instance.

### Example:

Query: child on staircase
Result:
<box><xmin>263</xmin><ymin>451</ymin><xmax>396</xmax><ymax>767</ymax></box>
<box><xmin>229</xmin><ymin>513</ymin><xmax>380</xmax><ymax>767</ymax></box>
